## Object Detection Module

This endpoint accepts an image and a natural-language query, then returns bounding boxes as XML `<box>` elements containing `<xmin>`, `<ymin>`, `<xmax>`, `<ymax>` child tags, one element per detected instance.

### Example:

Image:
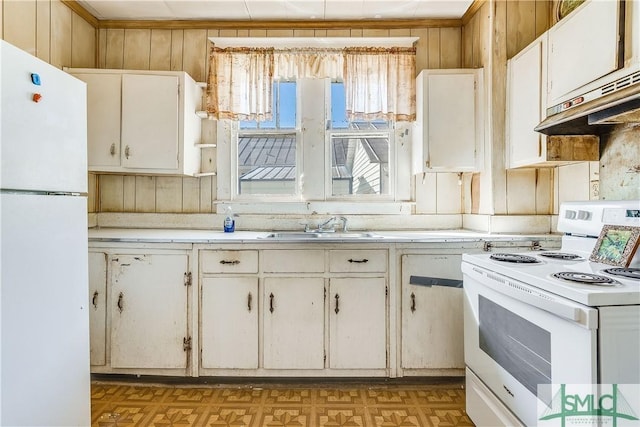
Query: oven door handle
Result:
<box><xmin>464</xmin><ymin>264</ymin><xmax>598</xmax><ymax>329</ymax></box>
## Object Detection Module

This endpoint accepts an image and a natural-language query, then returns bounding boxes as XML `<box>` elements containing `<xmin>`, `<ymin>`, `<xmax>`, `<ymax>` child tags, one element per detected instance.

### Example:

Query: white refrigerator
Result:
<box><xmin>0</xmin><ymin>40</ymin><xmax>91</xmax><ymax>426</ymax></box>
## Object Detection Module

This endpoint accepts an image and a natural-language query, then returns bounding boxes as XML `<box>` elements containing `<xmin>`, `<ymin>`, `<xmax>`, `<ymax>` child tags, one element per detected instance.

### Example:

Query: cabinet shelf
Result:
<box><xmin>194</xmin><ymin>172</ymin><xmax>217</xmax><ymax>177</ymax></box>
<box><xmin>196</xmin><ymin>111</ymin><xmax>208</xmax><ymax>119</ymax></box>
<box><xmin>195</xmin><ymin>143</ymin><xmax>217</xmax><ymax>148</ymax></box>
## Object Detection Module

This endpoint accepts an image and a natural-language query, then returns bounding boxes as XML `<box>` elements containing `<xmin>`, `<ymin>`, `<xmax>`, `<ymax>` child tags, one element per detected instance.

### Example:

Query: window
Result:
<box><xmin>231</xmin><ymin>79</ymin><xmax>395</xmax><ymax>201</ymax></box>
<box><xmin>237</xmin><ymin>81</ymin><xmax>297</xmax><ymax>195</ymax></box>
<box><xmin>329</xmin><ymin>82</ymin><xmax>391</xmax><ymax>197</ymax></box>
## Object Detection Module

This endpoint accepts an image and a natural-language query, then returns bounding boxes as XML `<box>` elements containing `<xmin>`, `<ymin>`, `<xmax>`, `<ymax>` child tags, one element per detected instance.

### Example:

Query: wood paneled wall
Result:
<box><xmin>1</xmin><ymin>0</ymin><xmax>98</xmax><ymax>211</ymax></box>
<box><xmin>94</xmin><ymin>25</ymin><xmax>466</xmax><ymax>214</ymax></box>
<box><xmin>462</xmin><ymin>0</ymin><xmax>557</xmax><ymax>216</ymax></box>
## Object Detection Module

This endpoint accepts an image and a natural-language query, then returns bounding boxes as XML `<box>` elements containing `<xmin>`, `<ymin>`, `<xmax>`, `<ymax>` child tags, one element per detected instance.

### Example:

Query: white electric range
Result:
<box><xmin>462</xmin><ymin>200</ymin><xmax>640</xmax><ymax>427</ymax></box>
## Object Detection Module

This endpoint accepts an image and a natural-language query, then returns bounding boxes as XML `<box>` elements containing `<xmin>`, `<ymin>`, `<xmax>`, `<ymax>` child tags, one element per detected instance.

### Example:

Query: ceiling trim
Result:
<box><xmin>210</xmin><ymin>37</ymin><xmax>419</xmax><ymax>49</ymax></box>
<box><xmin>61</xmin><ymin>0</ymin><xmax>99</xmax><ymax>28</ymax></box>
<box><xmin>96</xmin><ymin>18</ymin><xmax>462</xmax><ymax>30</ymax></box>
<box><xmin>462</xmin><ymin>0</ymin><xmax>487</xmax><ymax>26</ymax></box>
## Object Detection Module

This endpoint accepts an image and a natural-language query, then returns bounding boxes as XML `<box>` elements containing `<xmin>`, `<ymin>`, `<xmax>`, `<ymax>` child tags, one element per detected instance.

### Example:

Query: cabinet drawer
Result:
<box><xmin>263</xmin><ymin>250</ymin><xmax>324</xmax><ymax>273</ymax></box>
<box><xmin>201</xmin><ymin>250</ymin><xmax>258</xmax><ymax>274</ymax></box>
<box><xmin>329</xmin><ymin>250</ymin><xmax>387</xmax><ymax>273</ymax></box>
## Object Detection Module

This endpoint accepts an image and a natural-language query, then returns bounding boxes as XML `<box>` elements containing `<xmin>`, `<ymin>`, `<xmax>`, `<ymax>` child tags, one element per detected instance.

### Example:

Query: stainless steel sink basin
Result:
<box><xmin>263</xmin><ymin>232</ymin><xmax>380</xmax><ymax>240</ymax></box>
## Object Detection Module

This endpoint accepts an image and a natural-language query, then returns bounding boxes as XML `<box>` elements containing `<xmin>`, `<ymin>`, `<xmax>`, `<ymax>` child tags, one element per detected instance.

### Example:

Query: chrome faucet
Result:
<box><xmin>318</xmin><ymin>216</ymin><xmax>348</xmax><ymax>232</ymax></box>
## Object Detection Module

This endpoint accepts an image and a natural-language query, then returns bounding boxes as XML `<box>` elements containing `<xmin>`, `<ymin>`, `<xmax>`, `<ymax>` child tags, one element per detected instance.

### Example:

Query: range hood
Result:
<box><xmin>535</xmin><ymin>69</ymin><xmax>640</xmax><ymax>135</ymax></box>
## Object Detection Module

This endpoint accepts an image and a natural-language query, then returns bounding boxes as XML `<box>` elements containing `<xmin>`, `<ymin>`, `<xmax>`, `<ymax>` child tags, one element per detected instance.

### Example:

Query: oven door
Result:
<box><xmin>462</xmin><ymin>262</ymin><xmax>599</xmax><ymax>427</ymax></box>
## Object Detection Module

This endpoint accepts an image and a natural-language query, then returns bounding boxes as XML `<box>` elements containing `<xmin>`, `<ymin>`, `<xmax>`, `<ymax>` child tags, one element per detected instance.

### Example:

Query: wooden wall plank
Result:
<box><xmin>50</xmin><ymin>0</ymin><xmax>71</xmax><ymax>68</ymax></box>
<box><xmin>4</xmin><ymin>0</ymin><xmax>37</xmax><ymax>55</ymax></box>
<box><xmin>219</xmin><ymin>29</ymin><xmax>238</xmax><ymax>37</ymax></box>
<box><xmin>123</xmin><ymin>176</ymin><xmax>136</xmax><ymax>212</ymax></box>
<box><xmin>506</xmin><ymin>169</ymin><xmax>537</xmax><ymax>214</ymax></box>
<box><xmin>99</xmin><ymin>175</ymin><xmax>124</xmax><ymax>212</ymax></box>
<box><xmin>249</xmin><ymin>29</ymin><xmax>267</xmax><ymax>37</ymax></box>
<box><xmin>135</xmin><ymin>176</ymin><xmax>156</xmax><ymax>212</ymax></box>
<box><xmin>293</xmin><ymin>29</ymin><xmax>315</xmax><ymax>37</ymax></box>
<box><xmin>411</xmin><ymin>28</ymin><xmax>429</xmax><ymax>73</ymax></box>
<box><xmin>97</xmin><ymin>28</ymin><xmax>107</xmax><ymax>68</ymax></box>
<box><xmin>427</xmin><ymin>28</ymin><xmax>440</xmax><ymax>68</ymax></box>
<box><xmin>170</xmin><ymin>29</ymin><xmax>183</xmax><ymax>71</ymax></box>
<box><xmin>535</xmin><ymin>0</ymin><xmax>551</xmax><ymax>38</ymax></box>
<box><xmin>123</xmin><ymin>29</ymin><xmax>151</xmax><ymax>69</ymax></box>
<box><xmin>536</xmin><ymin>168</ymin><xmax>553</xmax><ymax>214</ymax></box>
<box><xmin>71</xmin><ymin>12</ymin><xmax>95</xmax><ymax>67</ymax></box>
<box><xmin>105</xmin><ymin>29</ymin><xmax>124</xmax><ymax>68</ymax></box>
<box><xmin>440</xmin><ymin>27</ymin><xmax>462</xmax><ymax>68</ymax></box>
<box><xmin>156</xmin><ymin>177</ymin><xmax>183</xmax><ymax>212</ymax></box>
<box><xmin>326</xmin><ymin>29</ymin><xmax>351</xmax><ymax>37</ymax></box>
<box><xmin>36</xmin><ymin>0</ymin><xmax>51</xmax><ymax>62</ymax></box>
<box><xmin>149</xmin><ymin>29</ymin><xmax>171</xmax><ymax>70</ymax></box>
<box><xmin>389</xmin><ymin>29</ymin><xmax>411</xmax><ymax>37</ymax></box>
<box><xmin>415</xmin><ymin>173</ymin><xmax>437</xmax><ymax>214</ymax></box>
<box><xmin>362</xmin><ymin>29</ymin><xmax>389</xmax><ymax>37</ymax></box>
<box><xmin>436</xmin><ymin>173</ymin><xmax>462</xmax><ymax>214</ymax></box>
<box><xmin>87</xmin><ymin>173</ymin><xmax>97</xmax><ymax>213</ymax></box>
<box><xmin>0</xmin><ymin>0</ymin><xmax>3</xmax><ymax>40</ymax></box>
<box><xmin>266</xmin><ymin>29</ymin><xmax>294</xmax><ymax>37</ymax></box>
<box><xmin>199</xmin><ymin>176</ymin><xmax>214</xmax><ymax>213</ymax></box>
<box><xmin>182</xmin><ymin>177</ymin><xmax>200</xmax><ymax>213</ymax></box>
<box><xmin>182</xmin><ymin>29</ymin><xmax>207</xmax><ymax>81</ymax></box>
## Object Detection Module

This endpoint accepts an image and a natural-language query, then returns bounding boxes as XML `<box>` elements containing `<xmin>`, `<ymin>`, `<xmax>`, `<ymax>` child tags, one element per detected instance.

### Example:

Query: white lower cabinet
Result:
<box><xmin>263</xmin><ymin>277</ymin><xmax>325</xmax><ymax>370</ymax></box>
<box><xmin>110</xmin><ymin>253</ymin><xmax>190</xmax><ymax>369</ymax></box>
<box><xmin>329</xmin><ymin>277</ymin><xmax>386</xmax><ymax>369</ymax></box>
<box><xmin>401</xmin><ymin>254</ymin><xmax>464</xmax><ymax>372</ymax></box>
<box><xmin>201</xmin><ymin>277</ymin><xmax>258</xmax><ymax>369</ymax></box>
<box><xmin>88</xmin><ymin>251</ymin><xmax>107</xmax><ymax>366</ymax></box>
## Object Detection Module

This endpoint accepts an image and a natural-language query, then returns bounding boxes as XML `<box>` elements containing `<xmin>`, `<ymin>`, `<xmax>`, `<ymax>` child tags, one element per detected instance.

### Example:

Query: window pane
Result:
<box><xmin>331</xmin><ymin>82</ymin><xmax>349</xmax><ymax>129</ymax></box>
<box><xmin>278</xmin><ymin>82</ymin><xmax>296</xmax><ymax>129</ymax></box>
<box><xmin>238</xmin><ymin>134</ymin><xmax>296</xmax><ymax>195</ymax></box>
<box><xmin>331</xmin><ymin>135</ymin><xmax>389</xmax><ymax>196</ymax></box>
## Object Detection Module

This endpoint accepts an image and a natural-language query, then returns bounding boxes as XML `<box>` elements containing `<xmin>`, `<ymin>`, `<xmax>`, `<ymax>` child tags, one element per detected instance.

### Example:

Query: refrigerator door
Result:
<box><xmin>0</xmin><ymin>40</ymin><xmax>87</xmax><ymax>193</ymax></box>
<box><xmin>1</xmin><ymin>193</ymin><xmax>90</xmax><ymax>426</ymax></box>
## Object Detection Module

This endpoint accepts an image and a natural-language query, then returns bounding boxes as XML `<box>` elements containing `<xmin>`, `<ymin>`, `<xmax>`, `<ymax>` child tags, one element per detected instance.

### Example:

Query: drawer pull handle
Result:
<box><xmin>92</xmin><ymin>291</ymin><xmax>99</xmax><ymax>309</ymax></box>
<box><xmin>334</xmin><ymin>294</ymin><xmax>340</xmax><ymax>314</ymax></box>
<box><xmin>348</xmin><ymin>258</ymin><xmax>368</xmax><ymax>263</ymax></box>
<box><xmin>247</xmin><ymin>292</ymin><xmax>252</xmax><ymax>312</ymax></box>
<box><xmin>117</xmin><ymin>292</ymin><xmax>124</xmax><ymax>313</ymax></box>
<box><xmin>269</xmin><ymin>293</ymin><xmax>274</xmax><ymax>313</ymax></box>
<box><xmin>410</xmin><ymin>292</ymin><xmax>416</xmax><ymax>313</ymax></box>
<box><xmin>220</xmin><ymin>260</ymin><xmax>240</xmax><ymax>265</ymax></box>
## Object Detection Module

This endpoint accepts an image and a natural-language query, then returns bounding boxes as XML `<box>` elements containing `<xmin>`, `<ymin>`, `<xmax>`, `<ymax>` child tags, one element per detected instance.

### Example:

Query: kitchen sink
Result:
<box><xmin>263</xmin><ymin>232</ymin><xmax>381</xmax><ymax>240</ymax></box>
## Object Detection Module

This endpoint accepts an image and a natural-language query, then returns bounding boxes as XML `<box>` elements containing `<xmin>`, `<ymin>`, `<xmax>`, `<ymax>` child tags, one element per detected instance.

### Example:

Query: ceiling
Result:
<box><xmin>76</xmin><ymin>0</ymin><xmax>474</xmax><ymax>21</ymax></box>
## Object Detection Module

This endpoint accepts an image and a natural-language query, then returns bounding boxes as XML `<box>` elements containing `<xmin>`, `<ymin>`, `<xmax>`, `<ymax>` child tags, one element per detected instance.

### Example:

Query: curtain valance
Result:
<box><xmin>205</xmin><ymin>45</ymin><xmax>416</xmax><ymax>122</ymax></box>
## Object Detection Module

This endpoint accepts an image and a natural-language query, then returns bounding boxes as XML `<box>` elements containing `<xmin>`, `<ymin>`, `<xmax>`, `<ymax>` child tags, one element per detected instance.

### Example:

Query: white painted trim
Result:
<box><xmin>209</xmin><ymin>37</ymin><xmax>418</xmax><ymax>49</ymax></box>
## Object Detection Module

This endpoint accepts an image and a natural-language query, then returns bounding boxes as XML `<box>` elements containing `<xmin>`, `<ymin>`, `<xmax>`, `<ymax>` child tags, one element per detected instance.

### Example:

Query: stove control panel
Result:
<box><xmin>603</xmin><ymin>208</ymin><xmax>640</xmax><ymax>226</ymax></box>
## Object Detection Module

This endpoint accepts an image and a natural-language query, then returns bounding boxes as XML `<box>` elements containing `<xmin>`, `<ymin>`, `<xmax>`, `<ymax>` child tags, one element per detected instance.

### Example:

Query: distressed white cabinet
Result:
<box><xmin>507</xmin><ymin>35</ymin><xmax>549</xmax><ymax>168</ymax></box>
<box><xmin>69</xmin><ymin>69</ymin><xmax>202</xmax><ymax>176</ymax></box>
<box><xmin>263</xmin><ymin>277</ymin><xmax>325</xmax><ymax>370</ymax></box>
<box><xmin>413</xmin><ymin>69</ymin><xmax>484</xmax><ymax>172</ymax></box>
<box><xmin>329</xmin><ymin>277</ymin><xmax>386</xmax><ymax>369</ymax></box>
<box><xmin>201</xmin><ymin>277</ymin><xmax>258</xmax><ymax>369</ymax></box>
<box><xmin>88</xmin><ymin>251</ymin><xmax>107</xmax><ymax>366</ymax></box>
<box><xmin>110</xmin><ymin>253</ymin><xmax>190</xmax><ymax>369</ymax></box>
<box><xmin>547</xmin><ymin>0</ymin><xmax>621</xmax><ymax>106</ymax></box>
<box><xmin>401</xmin><ymin>254</ymin><xmax>464</xmax><ymax>372</ymax></box>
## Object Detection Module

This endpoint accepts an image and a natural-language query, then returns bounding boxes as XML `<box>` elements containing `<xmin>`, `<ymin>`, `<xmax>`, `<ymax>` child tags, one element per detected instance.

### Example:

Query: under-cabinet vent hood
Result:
<box><xmin>535</xmin><ymin>69</ymin><xmax>640</xmax><ymax>135</ymax></box>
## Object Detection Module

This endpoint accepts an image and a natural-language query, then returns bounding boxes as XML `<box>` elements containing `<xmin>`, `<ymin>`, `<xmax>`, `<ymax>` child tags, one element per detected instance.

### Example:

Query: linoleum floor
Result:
<box><xmin>91</xmin><ymin>380</ymin><xmax>473</xmax><ymax>427</ymax></box>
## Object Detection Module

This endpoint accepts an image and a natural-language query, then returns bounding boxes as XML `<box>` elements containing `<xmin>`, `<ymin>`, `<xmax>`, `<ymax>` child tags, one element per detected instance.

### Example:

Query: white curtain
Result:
<box><xmin>343</xmin><ymin>47</ymin><xmax>416</xmax><ymax>122</ymax></box>
<box><xmin>206</xmin><ymin>47</ymin><xmax>274</xmax><ymax>121</ymax></box>
<box><xmin>274</xmin><ymin>49</ymin><xmax>343</xmax><ymax>80</ymax></box>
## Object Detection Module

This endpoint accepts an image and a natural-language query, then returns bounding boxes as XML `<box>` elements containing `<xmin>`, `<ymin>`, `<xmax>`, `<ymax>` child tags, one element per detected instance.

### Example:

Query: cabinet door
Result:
<box><xmin>74</xmin><ymin>73</ymin><xmax>122</xmax><ymax>168</ymax></box>
<box><xmin>121</xmin><ymin>74</ymin><xmax>179</xmax><ymax>170</ymax></box>
<box><xmin>88</xmin><ymin>252</ymin><xmax>107</xmax><ymax>366</ymax></box>
<box><xmin>110</xmin><ymin>253</ymin><xmax>189</xmax><ymax>369</ymax></box>
<box><xmin>401</xmin><ymin>254</ymin><xmax>464</xmax><ymax>370</ymax></box>
<box><xmin>263</xmin><ymin>277</ymin><xmax>325</xmax><ymax>369</ymax></box>
<box><xmin>329</xmin><ymin>278</ymin><xmax>386</xmax><ymax>369</ymax></box>
<box><xmin>424</xmin><ymin>72</ymin><xmax>478</xmax><ymax>171</ymax></box>
<box><xmin>201</xmin><ymin>277</ymin><xmax>258</xmax><ymax>369</ymax></box>
<box><xmin>548</xmin><ymin>0</ymin><xmax>620</xmax><ymax>104</ymax></box>
<box><xmin>507</xmin><ymin>37</ymin><xmax>547</xmax><ymax>168</ymax></box>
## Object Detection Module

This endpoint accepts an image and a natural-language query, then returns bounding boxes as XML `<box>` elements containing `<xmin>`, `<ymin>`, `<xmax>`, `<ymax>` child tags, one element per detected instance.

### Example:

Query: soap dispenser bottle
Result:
<box><xmin>223</xmin><ymin>206</ymin><xmax>235</xmax><ymax>233</ymax></box>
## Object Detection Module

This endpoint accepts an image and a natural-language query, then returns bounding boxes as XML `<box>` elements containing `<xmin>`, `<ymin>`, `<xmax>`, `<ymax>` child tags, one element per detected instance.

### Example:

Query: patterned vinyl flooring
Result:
<box><xmin>91</xmin><ymin>379</ymin><xmax>474</xmax><ymax>427</ymax></box>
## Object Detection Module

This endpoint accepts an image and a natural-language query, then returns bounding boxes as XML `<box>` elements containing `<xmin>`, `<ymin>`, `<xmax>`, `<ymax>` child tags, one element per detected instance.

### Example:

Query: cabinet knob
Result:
<box><xmin>110</xmin><ymin>143</ymin><xmax>116</xmax><ymax>156</ymax></box>
<box><xmin>124</xmin><ymin>145</ymin><xmax>130</xmax><ymax>159</ymax></box>
<box><xmin>92</xmin><ymin>291</ymin><xmax>99</xmax><ymax>309</ymax></box>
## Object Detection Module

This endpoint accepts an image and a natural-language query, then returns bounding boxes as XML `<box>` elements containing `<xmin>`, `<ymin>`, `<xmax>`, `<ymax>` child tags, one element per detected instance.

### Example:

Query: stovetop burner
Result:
<box><xmin>602</xmin><ymin>268</ymin><xmax>640</xmax><ymax>280</ymax></box>
<box><xmin>552</xmin><ymin>271</ymin><xmax>618</xmax><ymax>286</ymax></box>
<box><xmin>539</xmin><ymin>252</ymin><xmax>583</xmax><ymax>261</ymax></box>
<box><xmin>489</xmin><ymin>253</ymin><xmax>540</xmax><ymax>264</ymax></box>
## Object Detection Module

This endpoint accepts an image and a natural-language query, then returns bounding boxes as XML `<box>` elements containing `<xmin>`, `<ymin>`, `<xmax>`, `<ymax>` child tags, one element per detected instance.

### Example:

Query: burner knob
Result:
<box><xmin>565</xmin><ymin>210</ymin><xmax>577</xmax><ymax>219</ymax></box>
<box><xmin>577</xmin><ymin>210</ymin><xmax>591</xmax><ymax>220</ymax></box>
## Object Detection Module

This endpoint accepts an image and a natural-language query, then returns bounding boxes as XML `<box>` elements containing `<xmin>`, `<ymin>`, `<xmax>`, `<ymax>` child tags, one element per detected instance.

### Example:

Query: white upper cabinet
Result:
<box><xmin>506</xmin><ymin>35</ymin><xmax>549</xmax><ymax>168</ymax></box>
<box><xmin>413</xmin><ymin>69</ymin><xmax>484</xmax><ymax>173</ymax></box>
<box><xmin>69</xmin><ymin>69</ymin><xmax>203</xmax><ymax>176</ymax></box>
<box><xmin>547</xmin><ymin>0</ymin><xmax>622</xmax><ymax>106</ymax></box>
